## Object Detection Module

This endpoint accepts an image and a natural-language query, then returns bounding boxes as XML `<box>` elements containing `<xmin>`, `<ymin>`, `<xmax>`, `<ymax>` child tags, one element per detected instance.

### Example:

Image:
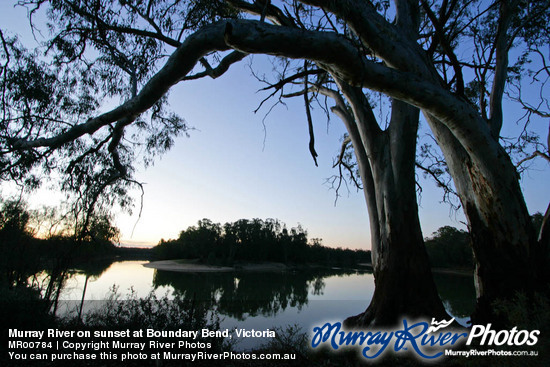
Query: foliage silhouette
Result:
<box><xmin>152</xmin><ymin>267</ymin><xmax>357</xmax><ymax>320</ymax></box>
<box><xmin>154</xmin><ymin>218</ymin><xmax>371</xmax><ymax>266</ymax></box>
<box><xmin>424</xmin><ymin>226</ymin><xmax>472</xmax><ymax>269</ymax></box>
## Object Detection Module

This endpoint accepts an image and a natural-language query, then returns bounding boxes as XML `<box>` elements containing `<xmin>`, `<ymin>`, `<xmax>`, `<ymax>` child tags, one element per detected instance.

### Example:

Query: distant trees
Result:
<box><xmin>0</xmin><ymin>198</ymin><xmax>121</xmax><ymax>290</ymax></box>
<box><xmin>0</xmin><ymin>199</ymin><xmax>38</xmax><ymax>288</ymax></box>
<box><xmin>424</xmin><ymin>226</ymin><xmax>472</xmax><ymax>269</ymax></box>
<box><xmin>154</xmin><ymin>218</ymin><xmax>371</xmax><ymax>266</ymax></box>
<box><xmin>425</xmin><ymin>215</ymin><xmax>548</xmax><ymax>270</ymax></box>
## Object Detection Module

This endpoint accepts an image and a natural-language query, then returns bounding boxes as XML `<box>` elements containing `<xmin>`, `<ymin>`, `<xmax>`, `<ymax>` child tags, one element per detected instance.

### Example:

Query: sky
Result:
<box><xmin>114</xmin><ymin>62</ymin><xmax>375</xmax><ymax>249</ymax></box>
<box><xmin>1</xmin><ymin>2</ymin><xmax>549</xmax><ymax>250</ymax></box>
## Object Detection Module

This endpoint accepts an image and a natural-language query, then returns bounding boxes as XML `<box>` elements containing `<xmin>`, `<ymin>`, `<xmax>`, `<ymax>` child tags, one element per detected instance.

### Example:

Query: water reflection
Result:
<box><xmin>72</xmin><ymin>258</ymin><xmax>114</xmax><ymax>278</ymax></box>
<box><xmin>433</xmin><ymin>273</ymin><xmax>476</xmax><ymax>319</ymax></box>
<box><xmin>150</xmin><ymin>266</ymin><xmax>475</xmax><ymax>322</ymax></box>
<box><xmin>152</xmin><ymin>268</ymin><xmax>357</xmax><ymax>320</ymax></box>
<box><xmin>59</xmin><ymin>261</ymin><xmax>477</xmax><ymax>329</ymax></box>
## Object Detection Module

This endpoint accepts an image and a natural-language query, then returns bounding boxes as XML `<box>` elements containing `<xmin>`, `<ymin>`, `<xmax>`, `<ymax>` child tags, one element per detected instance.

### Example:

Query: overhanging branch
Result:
<box><xmin>11</xmin><ymin>18</ymin><xmax>487</xmax><ymax>163</ymax></box>
<box><xmin>183</xmin><ymin>51</ymin><xmax>248</xmax><ymax>81</ymax></box>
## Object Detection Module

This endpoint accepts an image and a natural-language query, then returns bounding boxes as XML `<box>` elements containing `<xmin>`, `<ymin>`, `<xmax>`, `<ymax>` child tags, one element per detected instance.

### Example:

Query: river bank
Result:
<box><xmin>143</xmin><ymin>259</ymin><xmax>472</xmax><ymax>276</ymax></box>
<box><xmin>144</xmin><ymin>260</ymin><xmax>293</xmax><ymax>272</ymax></box>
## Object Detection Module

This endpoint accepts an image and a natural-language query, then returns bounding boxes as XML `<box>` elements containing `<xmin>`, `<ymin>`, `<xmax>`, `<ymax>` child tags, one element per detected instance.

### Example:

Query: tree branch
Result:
<box><xmin>334</xmin><ymin>136</ymin><xmax>352</xmax><ymax>169</ymax></box>
<box><xmin>488</xmin><ymin>0</ymin><xmax>515</xmax><ymax>138</ymax></box>
<box><xmin>421</xmin><ymin>0</ymin><xmax>464</xmax><ymax>95</ymax></box>
<box><xmin>12</xmin><ymin>22</ymin><xmax>230</xmax><ymax>150</ymax></box>
<box><xmin>63</xmin><ymin>0</ymin><xmax>182</xmax><ymax>47</ymax></box>
<box><xmin>415</xmin><ymin>161</ymin><xmax>459</xmax><ymax>207</ymax></box>
<box><xmin>298</xmin><ymin>0</ymin><xmax>430</xmax><ymax>74</ymax></box>
<box><xmin>303</xmin><ymin>61</ymin><xmax>318</xmax><ymax>166</ymax></box>
<box><xmin>260</xmin><ymin>69</ymin><xmax>325</xmax><ymax>92</ymax></box>
<box><xmin>226</xmin><ymin>0</ymin><xmax>296</xmax><ymax>27</ymax></box>
<box><xmin>12</xmin><ymin>19</ymin><xmax>491</xmax><ymax>166</ymax></box>
<box><xmin>182</xmin><ymin>51</ymin><xmax>248</xmax><ymax>81</ymax></box>
<box><xmin>516</xmin><ymin>150</ymin><xmax>550</xmax><ymax>167</ymax></box>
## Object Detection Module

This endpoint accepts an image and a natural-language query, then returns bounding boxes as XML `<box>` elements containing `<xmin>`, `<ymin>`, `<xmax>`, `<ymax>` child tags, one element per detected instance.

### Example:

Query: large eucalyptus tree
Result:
<box><xmin>1</xmin><ymin>0</ymin><xmax>548</xmax><ymax>325</ymax></box>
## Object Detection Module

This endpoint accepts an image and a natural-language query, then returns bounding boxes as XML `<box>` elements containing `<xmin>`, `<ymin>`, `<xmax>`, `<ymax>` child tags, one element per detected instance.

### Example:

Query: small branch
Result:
<box><xmin>254</xmin><ymin>88</ymin><xmax>282</xmax><ymax>113</ymax></box>
<box><xmin>183</xmin><ymin>51</ymin><xmax>248</xmax><ymax>81</ymax></box>
<box><xmin>332</xmin><ymin>136</ymin><xmax>362</xmax><ymax>191</ymax></box>
<box><xmin>281</xmin><ymin>89</ymin><xmax>309</xmax><ymax>98</ymax></box>
<box><xmin>520</xmin><ymin>103</ymin><xmax>550</xmax><ymax>119</ymax></box>
<box><xmin>303</xmin><ymin>61</ymin><xmax>318</xmax><ymax>166</ymax></box>
<box><xmin>421</xmin><ymin>0</ymin><xmax>464</xmax><ymax>95</ymax></box>
<box><xmin>130</xmin><ymin>180</ymin><xmax>146</xmax><ymax>238</ymax></box>
<box><xmin>260</xmin><ymin>0</ymin><xmax>271</xmax><ymax>22</ymax></box>
<box><xmin>322</xmin><ymin>9</ymin><xmax>339</xmax><ymax>33</ymax></box>
<box><xmin>260</xmin><ymin>69</ymin><xmax>325</xmax><ymax>92</ymax></box>
<box><xmin>340</xmin><ymin>160</ymin><xmax>362</xmax><ymax>189</ymax></box>
<box><xmin>65</xmin><ymin>135</ymin><xmax>112</xmax><ymax>174</ymax></box>
<box><xmin>415</xmin><ymin>161</ymin><xmax>458</xmax><ymax>199</ymax></box>
<box><xmin>488</xmin><ymin>0</ymin><xmax>515</xmax><ymax>138</ymax></box>
<box><xmin>333</xmin><ymin>136</ymin><xmax>351</xmax><ymax>169</ymax></box>
<box><xmin>226</xmin><ymin>0</ymin><xmax>296</xmax><ymax>27</ymax></box>
<box><xmin>516</xmin><ymin>150</ymin><xmax>550</xmax><ymax>167</ymax></box>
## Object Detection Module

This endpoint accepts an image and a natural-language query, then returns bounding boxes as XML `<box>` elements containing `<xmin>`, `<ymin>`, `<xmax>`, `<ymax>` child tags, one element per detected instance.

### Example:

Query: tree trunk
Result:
<box><xmin>426</xmin><ymin>114</ymin><xmax>544</xmax><ymax>325</ymax></box>
<box><xmin>345</xmin><ymin>175</ymin><xmax>450</xmax><ymax>326</ymax></box>
<box><xmin>332</xmin><ymin>88</ymin><xmax>449</xmax><ymax>326</ymax></box>
<box><xmin>310</xmin><ymin>0</ymin><xmax>546</xmax><ymax>325</ymax></box>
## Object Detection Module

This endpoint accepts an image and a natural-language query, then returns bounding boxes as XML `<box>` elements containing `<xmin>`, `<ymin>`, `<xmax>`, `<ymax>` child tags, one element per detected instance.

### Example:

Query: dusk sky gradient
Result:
<box><xmin>1</xmin><ymin>3</ymin><xmax>548</xmax><ymax>250</ymax></box>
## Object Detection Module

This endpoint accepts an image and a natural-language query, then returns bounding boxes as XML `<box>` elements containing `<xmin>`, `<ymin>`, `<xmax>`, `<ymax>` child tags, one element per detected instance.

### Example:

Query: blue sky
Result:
<box><xmin>112</xmin><ymin>57</ymin><xmax>550</xmax><ymax>249</ymax></box>
<box><xmin>1</xmin><ymin>3</ymin><xmax>548</xmax><ymax>250</ymax></box>
<box><xmin>115</xmin><ymin>61</ymin><xmax>375</xmax><ymax>248</ymax></box>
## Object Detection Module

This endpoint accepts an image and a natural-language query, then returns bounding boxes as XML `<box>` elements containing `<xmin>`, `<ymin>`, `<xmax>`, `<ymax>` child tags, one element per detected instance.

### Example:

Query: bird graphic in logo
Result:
<box><xmin>427</xmin><ymin>318</ymin><xmax>455</xmax><ymax>333</ymax></box>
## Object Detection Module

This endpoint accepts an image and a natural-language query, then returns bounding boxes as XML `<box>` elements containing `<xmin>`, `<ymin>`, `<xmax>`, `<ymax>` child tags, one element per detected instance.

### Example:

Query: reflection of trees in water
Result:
<box><xmin>70</xmin><ymin>260</ymin><xmax>114</xmax><ymax>320</ymax></box>
<box><xmin>48</xmin><ymin>261</ymin><xmax>474</xmax><ymax>323</ymax></box>
<box><xmin>65</xmin><ymin>263</ymin><xmax>474</xmax><ymax>322</ymax></box>
<box><xmin>219</xmin><ymin>275</ymin><xmax>309</xmax><ymax>320</ymax></box>
<box><xmin>311</xmin><ymin>277</ymin><xmax>325</xmax><ymax>296</ymax></box>
<box><xmin>72</xmin><ymin>258</ymin><xmax>113</xmax><ymax>278</ymax></box>
<box><xmin>433</xmin><ymin>273</ymin><xmax>476</xmax><ymax>318</ymax></box>
<box><xmin>152</xmin><ymin>268</ymin><xmax>357</xmax><ymax>320</ymax></box>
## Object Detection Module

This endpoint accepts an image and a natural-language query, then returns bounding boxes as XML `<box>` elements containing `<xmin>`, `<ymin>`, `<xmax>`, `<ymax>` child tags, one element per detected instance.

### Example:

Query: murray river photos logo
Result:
<box><xmin>310</xmin><ymin>318</ymin><xmax>540</xmax><ymax>360</ymax></box>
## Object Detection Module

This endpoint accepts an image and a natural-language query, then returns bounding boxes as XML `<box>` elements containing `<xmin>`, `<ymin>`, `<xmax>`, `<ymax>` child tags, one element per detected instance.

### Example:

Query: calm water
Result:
<box><xmin>57</xmin><ymin>261</ymin><xmax>475</xmax><ymax>350</ymax></box>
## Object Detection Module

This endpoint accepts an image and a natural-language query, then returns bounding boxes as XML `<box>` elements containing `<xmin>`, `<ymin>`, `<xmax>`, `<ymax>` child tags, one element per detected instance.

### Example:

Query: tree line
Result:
<box><xmin>424</xmin><ymin>213</ymin><xmax>547</xmax><ymax>270</ymax></box>
<box><xmin>0</xmin><ymin>198</ymin><xmax>123</xmax><ymax>313</ymax></box>
<box><xmin>155</xmin><ymin>217</ymin><xmax>548</xmax><ymax>271</ymax></box>
<box><xmin>154</xmin><ymin>218</ymin><xmax>371</xmax><ymax>267</ymax></box>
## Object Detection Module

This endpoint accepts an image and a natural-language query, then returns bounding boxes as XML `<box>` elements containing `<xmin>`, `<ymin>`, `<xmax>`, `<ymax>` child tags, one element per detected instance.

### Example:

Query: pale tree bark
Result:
<box><xmin>423</xmin><ymin>0</ymin><xmax>545</xmax><ymax>324</ymax></box>
<box><xmin>425</xmin><ymin>114</ymin><xmax>540</xmax><ymax>324</ymax></box>
<box><xmin>352</xmin><ymin>99</ymin><xmax>449</xmax><ymax>326</ymax></box>
<box><xmin>299</xmin><ymin>0</ymin><xmax>546</xmax><ymax>325</ymax></box>
<box><xmin>323</xmin><ymin>81</ymin><xmax>449</xmax><ymax>326</ymax></box>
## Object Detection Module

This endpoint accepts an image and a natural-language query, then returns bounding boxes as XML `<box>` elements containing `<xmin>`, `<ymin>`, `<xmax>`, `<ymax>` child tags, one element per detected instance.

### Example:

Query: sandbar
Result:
<box><xmin>143</xmin><ymin>260</ymin><xmax>288</xmax><ymax>273</ymax></box>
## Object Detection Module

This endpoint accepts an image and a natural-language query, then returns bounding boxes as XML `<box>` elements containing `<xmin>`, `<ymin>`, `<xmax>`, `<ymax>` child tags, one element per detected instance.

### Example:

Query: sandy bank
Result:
<box><xmin>143</xmin><ymin>260</ymin><xmax>288</xmax><ymax>273</ymax></box>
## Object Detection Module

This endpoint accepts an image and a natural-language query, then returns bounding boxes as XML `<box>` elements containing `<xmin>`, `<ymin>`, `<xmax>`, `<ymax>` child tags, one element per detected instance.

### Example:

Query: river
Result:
<box><xmin>55</xmin><ymin>260</ymin><xmax>475</xmax><ymax>350</ymax></box>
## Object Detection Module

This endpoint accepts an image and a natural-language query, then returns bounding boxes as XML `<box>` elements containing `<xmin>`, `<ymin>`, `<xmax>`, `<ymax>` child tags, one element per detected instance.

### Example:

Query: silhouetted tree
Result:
<box><xmin>154</xmin><ymin>218</ymin><xmax>371</xmax><ymax>267</ymax></box>
<box><xmin>0</xmin><ymin>199</ymin><xmax>38</xmax><ymax>287</ymax></box>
